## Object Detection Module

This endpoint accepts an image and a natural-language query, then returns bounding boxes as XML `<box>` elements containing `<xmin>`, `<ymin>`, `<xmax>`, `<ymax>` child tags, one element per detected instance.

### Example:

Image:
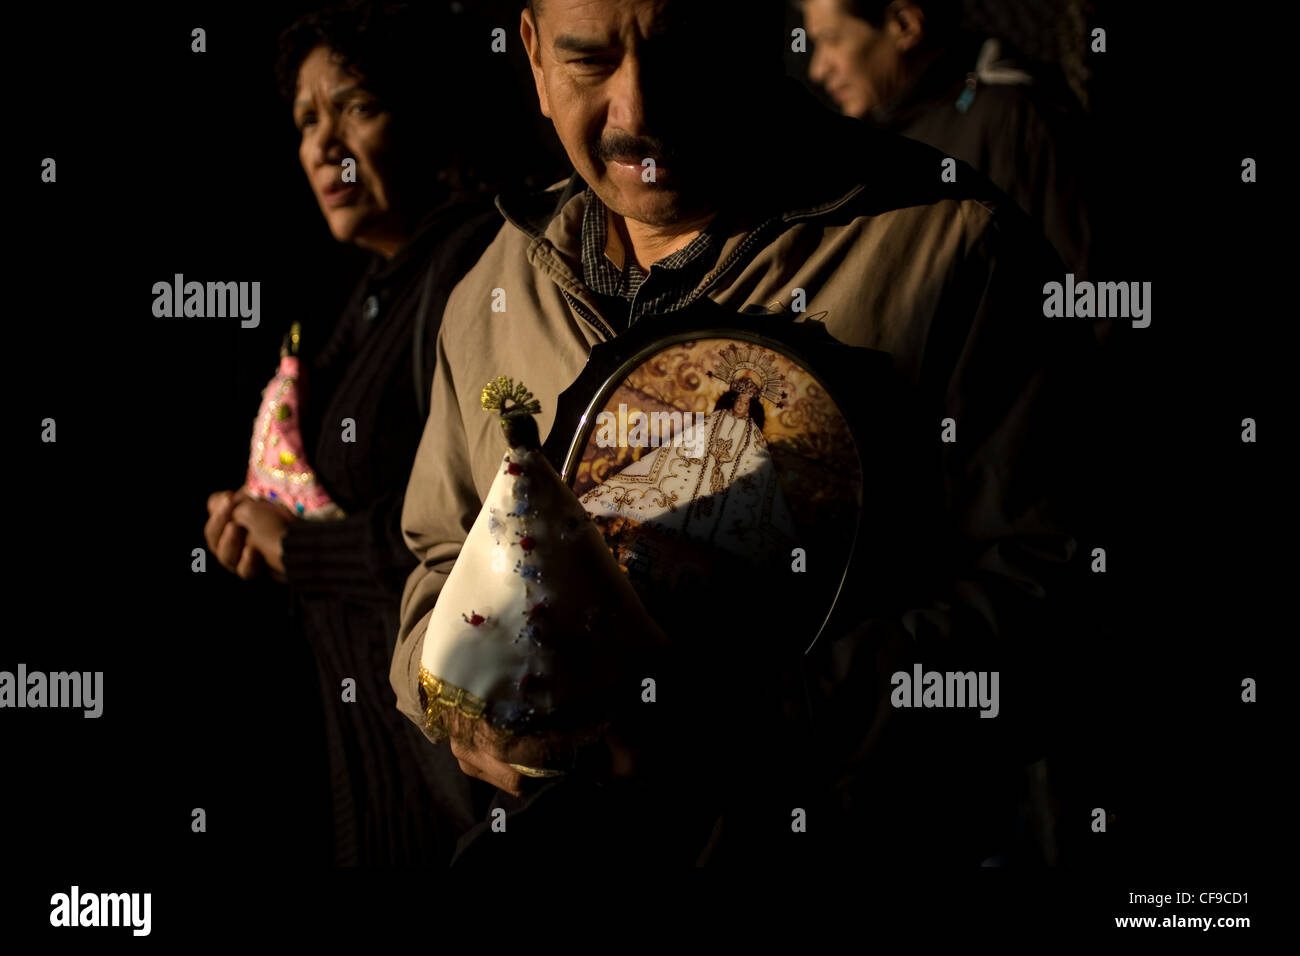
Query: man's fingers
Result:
<box><xmin>456</xmin><ymin>758</ymin><xmax>524</xmax><ymax>797</ymax></box>
<box><xmin>449</xmin><ymin>739</ymin><xmax>525</xmax><ymax>797</ymax></box>
<box><xmin>481</xmin><ymin>764</ymin><xmax>525</xmax><ymax>797</ymax></box>
<box><xmin>206</xmin><ymin>490</ymin><xmax>233</xmax><ymax>516</ymax></box>
<box><xmin>455</xmin><ymin>755</ymin><xmax>483</xmax><ymax>777</ymax></box>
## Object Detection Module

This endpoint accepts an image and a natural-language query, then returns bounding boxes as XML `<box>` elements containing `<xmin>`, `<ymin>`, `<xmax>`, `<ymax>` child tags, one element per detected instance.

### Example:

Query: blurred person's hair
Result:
<box><xmin>807</xmin><ymin>0</ymin><xmax>964</xmax><ymax>40</ymax></box>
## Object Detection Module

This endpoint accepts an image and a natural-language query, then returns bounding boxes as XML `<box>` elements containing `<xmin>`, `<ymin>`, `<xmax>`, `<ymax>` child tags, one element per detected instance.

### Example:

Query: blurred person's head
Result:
<box><xmin>277</xmin><ymin>2</ymin><xmax>523</xmax><ymax>258</ymax></box>
<box><xmin>521</xmin><ymin>0</ymin><xmax>785</xmax><ymax>229</ymax></box>
<box><xmin>803</xmin><ymin>0</ymin><xmax>959</xmax><ymax>119</ymax></box>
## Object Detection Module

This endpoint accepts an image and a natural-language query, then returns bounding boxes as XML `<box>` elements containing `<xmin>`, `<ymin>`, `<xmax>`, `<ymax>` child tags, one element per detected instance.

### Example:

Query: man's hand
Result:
<box><xmin>443</xmin><ymin>711</ymin><xmax>645</xmax><ymax>797</ymax></box>
<box><xmin>231</xmin><ymin>496</ymin><xmax>293</xmax><ymax>577</ymax></box>
<box><xmin>443</xmin><ymin>712</ymin><xmax>562</xmax><ymax>798</ymax></box>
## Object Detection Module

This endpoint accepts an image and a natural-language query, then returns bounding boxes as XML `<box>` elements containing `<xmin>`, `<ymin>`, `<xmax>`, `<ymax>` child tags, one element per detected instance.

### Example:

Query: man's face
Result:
<box><xmin>521</xmin><ymin>0</ymin><xmax>736</xmax><ymax>228</ymax></box>
<box><xmin>805</xmin><ymin>0</ymin><xmax>906</xmax><ymax>118</ymax></box>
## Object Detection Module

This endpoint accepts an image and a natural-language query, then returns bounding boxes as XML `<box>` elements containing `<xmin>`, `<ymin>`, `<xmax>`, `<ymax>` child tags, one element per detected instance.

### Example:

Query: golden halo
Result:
<box><xmin>713</xmin><ymin>344</ymin><xmax>786</xmax><ymax>405</ymax></box>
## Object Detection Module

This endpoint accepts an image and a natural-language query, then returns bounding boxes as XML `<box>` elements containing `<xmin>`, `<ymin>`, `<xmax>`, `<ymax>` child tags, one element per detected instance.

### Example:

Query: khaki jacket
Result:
<box><xmin>390</xmin><ymin>87</ymin><xmax>1096</xmax><ymax>754</ymax></box>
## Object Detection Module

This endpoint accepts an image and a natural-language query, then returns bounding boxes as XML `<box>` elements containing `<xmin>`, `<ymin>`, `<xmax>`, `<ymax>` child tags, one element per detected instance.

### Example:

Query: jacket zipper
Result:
<box><xmin>686</xmin><ymin>186</ymin><xmax>863</xmax><ymax>306</ymax></box>
<box><xmin>562</xmin><ymin>288</ymin><xmax>616</xmax><ymax>341</ymax></box>
<box><xmin>685</xmin><ymin>216</ymin><xmax>785</xmax><ymax>306</ymax></box>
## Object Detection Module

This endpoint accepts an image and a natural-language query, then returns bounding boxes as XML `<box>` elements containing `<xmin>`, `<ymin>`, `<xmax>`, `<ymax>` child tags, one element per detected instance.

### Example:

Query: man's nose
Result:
<box><xmin>606</xmin><ymin>56</ymin><xmax>649</xmax><ymax>138</ymax></box>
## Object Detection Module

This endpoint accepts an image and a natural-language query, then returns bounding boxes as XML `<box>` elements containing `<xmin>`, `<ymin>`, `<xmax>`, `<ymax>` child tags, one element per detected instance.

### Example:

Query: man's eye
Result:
<box><xmin>297</xmin><ymin>114</ymin><xmax>317</xmax><ymax>131</ymax></box>
<box><xmin>348</xmin><ymin>101</ymin><xmax>376</xmax><ymax>116</ymax></box>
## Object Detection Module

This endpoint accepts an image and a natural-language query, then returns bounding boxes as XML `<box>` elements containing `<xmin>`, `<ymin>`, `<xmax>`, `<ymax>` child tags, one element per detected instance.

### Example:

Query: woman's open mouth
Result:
<box><xmin>321</xmin><ymin>182</ymin><xmax>360</xmax><ymax>207</ymax></box>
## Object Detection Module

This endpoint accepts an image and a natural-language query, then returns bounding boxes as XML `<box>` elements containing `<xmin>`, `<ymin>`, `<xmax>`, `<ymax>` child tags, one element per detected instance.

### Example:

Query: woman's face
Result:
<box><xmin>293</xmin><ymin>46</ymin><xmax>407</xmax><ymax>257</ymax></box>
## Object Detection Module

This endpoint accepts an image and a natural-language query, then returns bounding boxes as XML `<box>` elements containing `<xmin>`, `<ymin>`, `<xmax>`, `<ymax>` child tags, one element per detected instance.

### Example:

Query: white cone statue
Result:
<box><xmin>419</xmin><ymin>377</ymin><xmax>663</xmax><ymax>773</ymax></box>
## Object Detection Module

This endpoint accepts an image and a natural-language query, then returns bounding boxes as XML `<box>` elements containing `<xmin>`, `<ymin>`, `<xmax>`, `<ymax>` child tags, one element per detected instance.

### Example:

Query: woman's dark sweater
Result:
<box><xmin>280</xmin><ymin>194</ymin><xmax>502</xmax><ymax>866</ymax></box>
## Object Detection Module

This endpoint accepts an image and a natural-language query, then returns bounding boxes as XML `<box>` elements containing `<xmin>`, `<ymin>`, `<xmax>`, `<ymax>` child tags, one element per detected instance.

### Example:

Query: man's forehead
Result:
<box><xmin>536</xmin><ymin>0</ymin><xmax>691</xmax><ymax>40</ymax></box>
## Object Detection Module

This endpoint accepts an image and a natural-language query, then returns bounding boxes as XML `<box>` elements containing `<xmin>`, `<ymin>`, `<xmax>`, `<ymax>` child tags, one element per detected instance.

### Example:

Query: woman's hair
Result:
<box><xmin>276</xmin><ymin>0</ymin><xmax>537</xmax><ymax>194</ymax></box>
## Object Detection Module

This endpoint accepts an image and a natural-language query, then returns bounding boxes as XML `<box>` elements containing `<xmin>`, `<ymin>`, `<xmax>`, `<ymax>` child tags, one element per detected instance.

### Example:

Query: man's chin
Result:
<box><xmin>600</xmin><ymin>183</ymin><xmax>704</xmax><ymax>229</ymax></box>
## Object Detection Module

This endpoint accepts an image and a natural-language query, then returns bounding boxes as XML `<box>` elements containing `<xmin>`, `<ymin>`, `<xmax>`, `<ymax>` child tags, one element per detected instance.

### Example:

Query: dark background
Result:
<box><xmin>7</xmin><ymin>0</ymin><xmax>1282</xmax><ymax>931</ymax></box>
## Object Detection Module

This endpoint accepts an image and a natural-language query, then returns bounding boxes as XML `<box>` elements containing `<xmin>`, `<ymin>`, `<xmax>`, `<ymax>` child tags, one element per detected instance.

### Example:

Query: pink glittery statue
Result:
<box><xmin>245</xmin><ymin>323</ymin><xmax>342</xmax><ymax>519</ymax></box>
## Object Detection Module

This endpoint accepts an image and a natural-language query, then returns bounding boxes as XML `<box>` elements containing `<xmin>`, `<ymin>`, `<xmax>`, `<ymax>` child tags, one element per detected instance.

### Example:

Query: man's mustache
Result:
<box><xmin>596</xmin><ymin>132</ymin><xmax>683</xmax><ymax>166</ymax></box>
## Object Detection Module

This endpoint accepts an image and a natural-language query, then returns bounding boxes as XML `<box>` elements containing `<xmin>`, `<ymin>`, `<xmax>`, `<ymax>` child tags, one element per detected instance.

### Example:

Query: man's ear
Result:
<box><xmin>888</xmin><ymin>1</ymin><xmax>927</xmax><ymax>53</ymax></box>
<box><xmin>520</xmin><ymin>7</ymin><xmax>552</xmax><ymax>119</ymax></box>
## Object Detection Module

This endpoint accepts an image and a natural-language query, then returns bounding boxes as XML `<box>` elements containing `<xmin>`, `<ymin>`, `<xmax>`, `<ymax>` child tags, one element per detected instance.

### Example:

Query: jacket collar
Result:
<box><xmin>490</xmin><ymin>79</ymin><xmax>918</xmax><ymax>322</ymax></box>
<box><xmin>494</xmin><ymin>80</ymin><xmax>878</xmax><ymax>241</ymax></box>
<box><xmin>494</xmin><ymin>173</ymin><xmax>585</xmax><ymax>244</ymax></box>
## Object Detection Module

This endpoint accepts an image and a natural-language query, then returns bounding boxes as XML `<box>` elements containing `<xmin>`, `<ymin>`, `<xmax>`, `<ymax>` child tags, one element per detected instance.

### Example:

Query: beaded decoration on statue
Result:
<box><xmin>245</xmin><ymin>322</ymin><xmax>342</xmax><ymax>519</ymax></box>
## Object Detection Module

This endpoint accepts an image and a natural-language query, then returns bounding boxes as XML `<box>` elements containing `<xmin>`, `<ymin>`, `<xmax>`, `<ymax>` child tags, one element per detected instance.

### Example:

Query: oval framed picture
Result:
<box><xmin>544</xmin><ymin>302</ymin><xmax>895</xmax><ymax>656</ymax></box>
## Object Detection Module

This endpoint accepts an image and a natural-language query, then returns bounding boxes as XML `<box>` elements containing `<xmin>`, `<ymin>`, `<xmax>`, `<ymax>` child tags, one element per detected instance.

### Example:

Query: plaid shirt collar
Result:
<box><xmin>579</xmin><ymin>187</ymin><xmax>721</xmax><ymax>327</ymax></box>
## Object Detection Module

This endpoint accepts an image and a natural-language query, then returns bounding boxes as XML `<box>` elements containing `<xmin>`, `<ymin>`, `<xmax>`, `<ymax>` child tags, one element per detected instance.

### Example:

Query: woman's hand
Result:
<box><xmin>231</xmin><ymin>496</ymin><xmax>294</xmax><ymax>577</ymax></box>
<box><xmin>205</xmin><ymin>488</ymin><xmax>260</xmax><ymax>577</ymax></box>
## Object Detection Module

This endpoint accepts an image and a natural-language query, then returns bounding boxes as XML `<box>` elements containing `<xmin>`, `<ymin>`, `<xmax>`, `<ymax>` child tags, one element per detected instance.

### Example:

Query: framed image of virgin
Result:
<box><xmin>544</xmin><ymin>303</ymin><xmax>898</xmax><ymax>657</ymax></box>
